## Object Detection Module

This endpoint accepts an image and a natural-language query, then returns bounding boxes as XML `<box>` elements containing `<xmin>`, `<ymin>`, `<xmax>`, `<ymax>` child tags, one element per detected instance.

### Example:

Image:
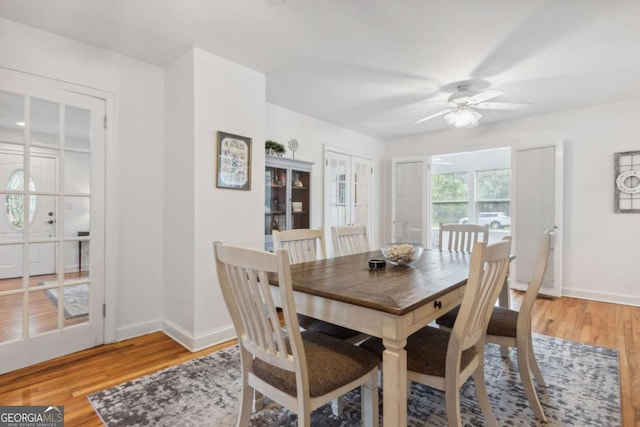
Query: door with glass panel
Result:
<box><xmin>0</xmin><ymin>70</ymin><xmax>105</xmax><ymax>373</ymax></box>
<box><xmin>324</xmin><ymin>149</ymin><xmax>373</xmax><ymax>255</ymax></box>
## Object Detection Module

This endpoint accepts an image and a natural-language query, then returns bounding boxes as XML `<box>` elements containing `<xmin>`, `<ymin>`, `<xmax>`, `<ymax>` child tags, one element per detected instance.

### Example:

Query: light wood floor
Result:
<box><xmin>0</xmin><ymin>272</ymin><xmax>90</xmax><ymax>342</ymax></box>
<box><xmin>1</xmin><ymin>292</ymin><xmax>639</xmax><ymax>426</ymax></box>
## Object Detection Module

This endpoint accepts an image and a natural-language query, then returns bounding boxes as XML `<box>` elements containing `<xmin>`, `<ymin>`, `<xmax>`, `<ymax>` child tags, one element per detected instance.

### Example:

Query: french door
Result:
<box><xmin>324</xmin><ymin>149</ymin><xmax>373</xmax><ymax>255</ymax></box>
<box><xmin>0</xmin><ymin>69</ymin><xmax>105</xmax><ymax>373</ymax></box>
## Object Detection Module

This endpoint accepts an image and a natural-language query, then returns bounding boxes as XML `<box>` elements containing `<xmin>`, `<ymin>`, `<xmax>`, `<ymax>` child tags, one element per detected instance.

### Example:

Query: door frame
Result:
<box><xmin>0</xmin><ymin>67</ymin><xmax>118</xmax><ymax>344</ymax></box>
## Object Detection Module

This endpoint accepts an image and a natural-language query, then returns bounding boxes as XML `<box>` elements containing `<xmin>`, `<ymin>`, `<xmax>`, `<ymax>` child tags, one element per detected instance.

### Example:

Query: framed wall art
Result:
<box><xmin>216</xmin><ymin>131</ymin><xmax>252</xmax><ymax>190</ymax></box>
<box><xmin>614</xmin><ymin>150</ymin><xmax>640</xmax><ymax>213</ymax></box>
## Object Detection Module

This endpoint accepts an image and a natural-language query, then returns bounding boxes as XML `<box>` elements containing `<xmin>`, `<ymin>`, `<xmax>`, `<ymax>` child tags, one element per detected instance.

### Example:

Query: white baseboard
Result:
<box><xmin>561</xmin><ymin>287</ymin><xmax>640</xmax><ymax>307</ymax></box>
<box><xmin>510</xmin><ymin>282</ymin><xmax>639</xmax><ymax>307</ymax></box>
<box><xmin>161</xmin><ymin>319</ymin><xmax>237</xmax><ymax>352</ymax></box>
<box><xmin>192</xmin><ymin>324</ymin><xmax>237</xmax><ymax>352</ymax></box>
<box><xmin>116</xmin><ymin>319</ymin><xmax>163</xmax><ymax>342</ymax></box>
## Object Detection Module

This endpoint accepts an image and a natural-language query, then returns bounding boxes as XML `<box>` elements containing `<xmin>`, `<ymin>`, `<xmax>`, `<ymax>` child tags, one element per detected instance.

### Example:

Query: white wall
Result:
<box><xmin>161</xmin><ymin>48</ymin><xmax>267</xmax><ymax>350</ymax></box>
<box><xmin>266</xmin><ymin>104</ymin><xmax>387</xmax><ymax>249</ymax></box>
<box><xmin>163</xmin><ymin>49</ymin><xmax>196</xmax><ymax>338</ymax></box>
<box><xmin>387</xmin><ymin>99</ymin><xmax>640</xmax><ymax>306</ymax></box>
<box><xmin>0</xmin><ymin>18</ymin><xmax>166</xmax><ymax>338</ymax></box>
<box><xmin>192</xmin><ymin>48</ymin><xmax>266</xmax><ymax>346</ymax></box>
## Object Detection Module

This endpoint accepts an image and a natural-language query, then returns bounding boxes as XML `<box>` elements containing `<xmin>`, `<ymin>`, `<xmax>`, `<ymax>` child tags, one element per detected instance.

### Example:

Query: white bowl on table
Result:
<box><xmin>380</xmin><ymin>243</ymin><xmax>424</xmax><ymax>267</ymax></box>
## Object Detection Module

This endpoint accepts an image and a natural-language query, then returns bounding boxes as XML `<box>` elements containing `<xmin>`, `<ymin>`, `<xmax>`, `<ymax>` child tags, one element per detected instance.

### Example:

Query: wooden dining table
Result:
<box><xmin>270</xmin><ymin>248</ymin><xmax>500</xmax><ymax>426</ymax></box>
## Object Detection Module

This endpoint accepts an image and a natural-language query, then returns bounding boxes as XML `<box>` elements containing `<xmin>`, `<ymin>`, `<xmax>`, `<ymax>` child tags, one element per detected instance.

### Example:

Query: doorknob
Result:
<box><xmin>48</xmin><ymin>212</ymin><xmax>54</xmax><ymax>217</ymax></box>
<box><xmin>46</xmin><ymin>219</ymin><xmax>55</xmax><ymax>225</ymax></box>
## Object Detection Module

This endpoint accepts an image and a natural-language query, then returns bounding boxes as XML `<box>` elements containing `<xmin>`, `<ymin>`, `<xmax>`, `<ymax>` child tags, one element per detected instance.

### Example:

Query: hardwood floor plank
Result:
<box><xmin>0</xmin><ymin>294</ymin><xmax>638</xmax><ymax>426</ymax></box>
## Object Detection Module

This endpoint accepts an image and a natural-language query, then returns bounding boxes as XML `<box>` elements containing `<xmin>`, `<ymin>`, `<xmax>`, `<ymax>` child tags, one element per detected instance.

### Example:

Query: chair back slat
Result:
<box><xmin>226</xmin><ymin>264</ymin><xmax>266</xmax><ymax>350</ymax></box>
<box><xmin>331</xmin><ymin>224</ymin><xmax>369</xmax><ymax>256</ymax></box>
<box><xmin>450</xmin><ymin>239</ymin><xmax>512</xmax><ymax>352</ymax></box>
<box><xmin>272</xmin><ymin>228</ymin><xmax>326</xmax><ymax>264</ymax></box>
<box><xmin>214</xmin><ymin>243</ymin><xmax>307</xmax><ymax>374</ymax></box>
<box><xmin>439</xmin><ymin>223</ymin><xmax>489</xmax><ymax>252</ymax></box>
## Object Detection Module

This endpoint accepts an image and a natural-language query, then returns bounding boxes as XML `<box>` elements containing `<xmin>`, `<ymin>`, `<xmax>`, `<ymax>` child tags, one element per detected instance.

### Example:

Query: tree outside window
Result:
<box><xmin>431</xmin><ymin>172</ymin><xmax>468</xmax><ymax>226</ymax></box>
<box><xmin>476</xmin><ymin>169</ymin><xmax>511</xmax><ymax>220</ymax></box>
<box><xmin>431</xmin><ymin>168</ymin><xmax>511</xmax><ymax>226</ymax></box>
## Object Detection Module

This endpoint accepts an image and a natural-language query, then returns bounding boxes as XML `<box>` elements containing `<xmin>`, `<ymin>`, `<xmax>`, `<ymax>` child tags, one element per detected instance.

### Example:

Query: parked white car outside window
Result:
<box><xmin>459</xmin><ymin>212</ymin><xmax>511</xmax><ymax>229</ymax></box>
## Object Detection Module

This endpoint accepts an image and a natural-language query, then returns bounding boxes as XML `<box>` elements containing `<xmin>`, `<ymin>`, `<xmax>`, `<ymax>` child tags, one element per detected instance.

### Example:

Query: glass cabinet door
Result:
<box><xmin>291</xmin><ymin>169</ymin><xmax>310</xmax><ymax>229</ymax></box>
<box><xmin>265</xmin><ymin>166</ymin><xmax>287</xmax><ymax>235</ymax></box>
<box><xmin>264</xmin><ymin>158</ymin><xmax>313</xmax><ymax>251</ymax></box>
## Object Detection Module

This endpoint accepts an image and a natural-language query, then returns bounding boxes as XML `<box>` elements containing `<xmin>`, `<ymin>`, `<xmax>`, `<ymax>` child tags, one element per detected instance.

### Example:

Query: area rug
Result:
<box><xmin>88</xmin><ymin>334</ymin><xmax>620</xmax><ymax>426</ymax></box>
<box><xmin>40</xmin><ymin>282</ymin><xmax>89</xmax><ymax>319</ymax></box>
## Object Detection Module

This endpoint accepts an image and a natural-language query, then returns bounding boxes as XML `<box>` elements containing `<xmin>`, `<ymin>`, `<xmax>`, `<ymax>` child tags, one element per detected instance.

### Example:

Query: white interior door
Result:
<box><xmin>391</xmin><ymin>158</ymin><xmax>426</xmax><ymax>245</ymax></box>
<box><xmin>324</xmin><ymin>148</ymin><xmax>374</xmax><ymax>255</ymax></box>
<box><xmin>0</xmin><ymin>69</ymin><xmax>106</xmax><ymax>373</ymax></box>
<box><xmin>325</xmin><ymin>150</ymin><xmax>351</xmax><ymax>229</ymax></box>
<box><xmin>512</xmin><ymin>143</ymin><xmax>563</xmax><ymax>297</ymax></box>
<box><xmin>0</xmin><ymin>152</ymin><xmax>57</xmax><ymax>278</ymax></box>
<box><xmin>351</xmin><ymin>156</ymin><xmax>372</xmax><ymax>229</ymax></box>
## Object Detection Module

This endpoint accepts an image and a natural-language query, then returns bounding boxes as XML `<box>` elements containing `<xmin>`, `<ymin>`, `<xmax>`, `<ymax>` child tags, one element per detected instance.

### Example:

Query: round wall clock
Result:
<box><xmin>614</xmin><ymin>151</ymin><xmax>640</xmax><ymax>212</ymax></box>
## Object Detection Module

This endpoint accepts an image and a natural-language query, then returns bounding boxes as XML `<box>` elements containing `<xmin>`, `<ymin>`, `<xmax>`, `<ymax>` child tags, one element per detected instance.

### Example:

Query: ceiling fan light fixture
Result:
<box><xmin>444</xmin><ymin>108</ymin><xmax>481</xmax><ymax>128</ymax></box>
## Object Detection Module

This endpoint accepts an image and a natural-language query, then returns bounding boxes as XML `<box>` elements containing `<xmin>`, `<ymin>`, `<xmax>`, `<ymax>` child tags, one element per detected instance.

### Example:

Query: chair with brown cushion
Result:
<box><xmin>439</xmin><ymin>223</ymin><xmax>489</xmax><ymax>252</ymax></box>
<box><xmin>361</xmin><ymin>240</ymin><xmax>512</xmax><ymax>427</ymax></box>
<box><xmin>331</xmin><ymin>224</ymin><xmax>369</xmax><ymax>257</ymax></box>
<box><xmin>436</xmin><ymin>230</ymin><xmax>556</xmax><ymax>422</ymax></box>
<box><xmin>213</xmin><ymin>242</ymin><xmax>379</xmax><ymax>427</ymax></box>
<box><xmin>272</xmin><ymin>228</ymin><xmax>364</xmax><ymax>415</ymax></box>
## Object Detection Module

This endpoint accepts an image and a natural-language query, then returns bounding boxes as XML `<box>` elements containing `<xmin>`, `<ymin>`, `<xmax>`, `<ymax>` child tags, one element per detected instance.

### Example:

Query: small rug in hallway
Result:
<box><xmin>40</xmin><ymin>282</ymin><xmax>89</xmax><ymax>319</ymax></box>
<box><xmin>89</xmin><ymin>334</ymin><xmax>620</xmax><ymax>426</ymax></box>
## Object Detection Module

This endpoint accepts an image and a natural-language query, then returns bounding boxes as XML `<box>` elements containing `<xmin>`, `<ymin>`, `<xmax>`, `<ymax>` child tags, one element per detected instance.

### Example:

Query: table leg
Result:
<box><xmin>382</xmin><ymin>337</ymin><xmax>408</xmax><ymax>427</ymax></box>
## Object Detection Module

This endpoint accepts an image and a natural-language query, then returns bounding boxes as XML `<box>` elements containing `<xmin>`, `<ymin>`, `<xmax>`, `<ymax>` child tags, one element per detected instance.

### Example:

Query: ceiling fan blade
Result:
<box><xmin>475</xmin><ymin>102</ymin><xmax>533</xmax><ymax>111</ymax></box>
<box><xmin>468</xmin><ymin>89</ymin><xmax>504</xmax><ymax>104</ymax></box>
<box><xmin>414</xmin><ymin>109</ymin><xmax>456</xmax><ymax>124</ymax></box>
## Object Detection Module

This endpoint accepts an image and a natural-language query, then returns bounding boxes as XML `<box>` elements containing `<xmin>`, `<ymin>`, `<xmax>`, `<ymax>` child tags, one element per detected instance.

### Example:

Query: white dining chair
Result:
<box><xmin>439</xmin><ymin>223</ymin><xmax>489</xmax><ymax>252</ymax></box>
<box><xmin>271</xmin><ymin>228</ymin><xmax>360</xmax><ymax>338</ymax></box>
<box><xmin>272</xmin><ymin>227</ymin><xmax>364</xmax><ymax>415</ymax></box>
<box><xmin>331</xmin><ymin>224</ymin><xmax>369</xmax><ymax>257</ymax></box>
<box><xmin>213</xmin><ymin>242</ymin><xmax>379</xmax><ymax>427</ymax></box>
<box><xmin>436</xmin><ymin>230</ymin><xmax>556</xmax><ymax>422</ymax></box>
<box><xmin>272</xmin><ymin>228</ymin><xmax>326</xmax><ymax>265</ymax></box>
<box><xmin>361</xmin><ymin>239</ymin><xmax>512</xmax><ymax>427</ymax></box>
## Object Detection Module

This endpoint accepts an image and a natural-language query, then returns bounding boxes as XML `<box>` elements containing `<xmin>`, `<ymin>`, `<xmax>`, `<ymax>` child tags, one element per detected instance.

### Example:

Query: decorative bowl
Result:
<box><xmin>380</xmin><ymin>243</ymin><xmax>424</xmax><ymax>266</ymax></box>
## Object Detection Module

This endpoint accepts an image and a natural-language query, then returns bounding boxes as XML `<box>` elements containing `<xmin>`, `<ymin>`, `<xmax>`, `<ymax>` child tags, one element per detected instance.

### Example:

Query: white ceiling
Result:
<box><xmin>2</xmin><ymin>0</ymin><xmax>640</xmax><ymax>139</ymax></box>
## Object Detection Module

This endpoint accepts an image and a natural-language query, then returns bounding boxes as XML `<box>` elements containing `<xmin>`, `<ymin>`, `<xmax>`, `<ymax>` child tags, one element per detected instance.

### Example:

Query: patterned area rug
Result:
<box><xmin>41</xmin><ymin>282</ymin><xmax>89</xmax><ymax>319</ymax></box>
<box><xmin>88</xmin><ymin>334</ymin><xmax>620</xmax><ymax>426</ymax></box>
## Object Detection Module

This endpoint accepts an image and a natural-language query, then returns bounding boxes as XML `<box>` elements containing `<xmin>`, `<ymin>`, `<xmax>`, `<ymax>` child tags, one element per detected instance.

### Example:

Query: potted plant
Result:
<box><xmin>265</xmin><ymin>140</ymin><xmax>286</xmax><ymax>157</ymax></box>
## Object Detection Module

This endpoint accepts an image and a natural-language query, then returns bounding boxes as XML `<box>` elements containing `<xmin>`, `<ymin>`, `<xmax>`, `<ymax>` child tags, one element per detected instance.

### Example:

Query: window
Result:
<box><xmin>5</xmin><ymin>169</ymin><xmax>36</xmax><ymax>230</ymax></box>
<box><xmin>431</xmin><ymin>172</ymin><xmax>468</xmax><ymax>226</ymax></box>
<box><xmin>476</xmin><ymin>168</ymin><xmax>511</xmax><ymax>220</ymax></box>
<box><xmin>430</xmin><ymin>148</ymin><xmax>511</xmax><ymax>247</ymax></box>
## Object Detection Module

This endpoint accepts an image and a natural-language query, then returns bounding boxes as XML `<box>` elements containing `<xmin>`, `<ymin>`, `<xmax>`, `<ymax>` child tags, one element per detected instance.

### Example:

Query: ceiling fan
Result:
<box><xmin>414</xmin><ymin>84</ymin><xmax>532</xmax><ymax>128</ymax></box>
